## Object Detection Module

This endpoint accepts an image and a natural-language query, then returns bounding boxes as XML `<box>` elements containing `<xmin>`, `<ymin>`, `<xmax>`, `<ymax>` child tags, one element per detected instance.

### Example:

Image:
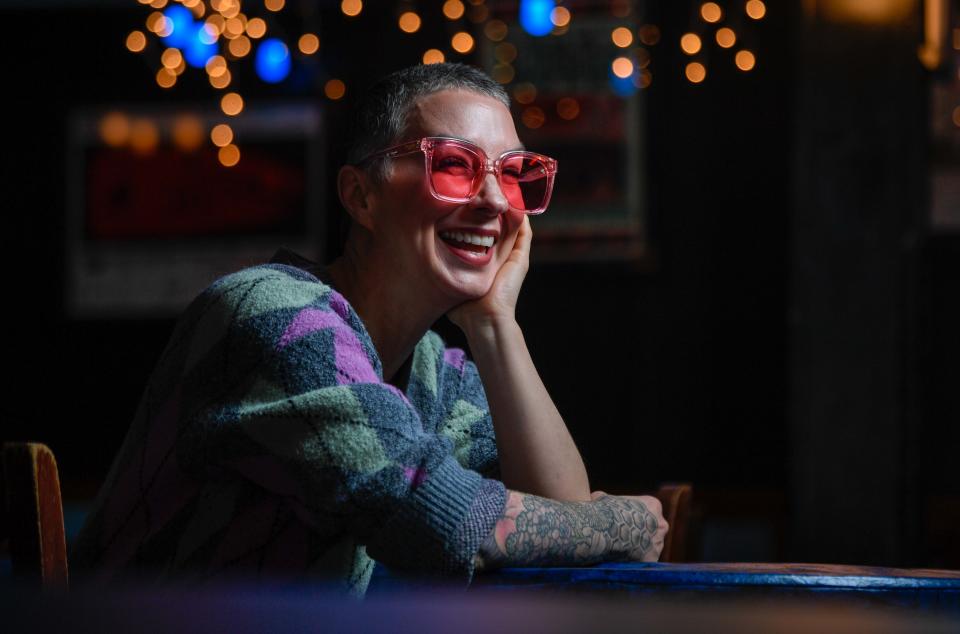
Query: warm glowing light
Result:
<box><xmin>513</xmin><ymin>83</ymin><xmax>536</xmax><ymax>104</ymax></box>
<box><xmin>451</xmin><ymin>31</ymin><xmax>474</xmax><ymax>54</ymax></box>
<box><xmin>611</xmin><ymin>27</ymin><xmax>633</xmax><ymax>48</ymax></box>
<box><xmin>551</xmin><ymin>7</ymin><xmax>571</xmax><ymax>27</ymax></box>
<box><xmin>681</xmin><ymin>33</ymin><xmax>702</xmax><ymax>55</ymax></box>
<box><xmin>137</xmin><ymin>0</ymin><xmax>152</xmax><ymax>4</ymax></box>
<box><xmin>611</xmin><ymin>0</ymin><xmax>631</xmax><ymax>18</ymax></box>
<box><xmin>638</xmin><ymin>24</ymin><xmax>660</xmax><ymax>46</ymax></box>
<box><xmin>521</xmin><ymin>106</ymin><xmax>545</xmax><ymax>129</ymax></box>
<box><xmin>218</xmin><ymin>143</ymin><xmax>240</xmax><ymax>167</ymax></box>
<box><xmin>422</xmin><ymin>49</ymin><xmax>445</xmax><ymax>64</ymax></box>
<box><xmin>484</xmin><ymin>19</ymin><xmax>508</xmax><ymax>42</ymax></box>
<box><xmin>172</xmin><ymin>114</ymin><xmax>204</xmax><ymax>152</ymax></box>
<box><xmin>161</xmin><ymin>48</ymin><xmax>183</xmax><ymax>69</ymax></box>
<box><xmin>556</xmin><ymin>97</ymin><xmax>580</xmax><ymax>120</ymax></box>
<box><xmin>221</xmin><ymin>92</ymin><xmax>244</xmax><ymax>116</ymax></box>
<box><xmin>494</xmin><ymin>42</ymin><xmax>517</xmax><ymax>64</ymax></box>
<box><xmin>220</xmin><ymin>2</ymin><xmax>240</xmax><ymax>18</ymax></box>
<box><xmin>954</xmin><ymin>28</ymin><xmax>960</xmax><ymax>51</ymax></box>
<box><xmin>126</xmin><ymin>31</ymin><xmax>147</xmax><ymax>53</ymax></box>
<box><xmin>398</xmin><ymin>12</ymin><xmax>421</xmax><ymax>33</ymax></box>
<box><xmin>188</xmin><ymin>1</ymin><xmax>205</xmax><ymax>18</ymax></box>
<box><xmin>156</xmin><ymin>16</ymin><xmax>174</xmax><ymax>37</ymax></box>
<box><xmin>264</xmin><ymin>0</ymin><xmax>284</xmax><ymax>11</ymax></box>
<box><xmin>491</xmin><ymin>64</ymin><xmax>514</xmax><ymax>84</ymax></box>
<box><xmin>685</xmin><ymin>62</ymin><xmax>707</xmax><ymax>83</ymax></box>
<box><xmin>246</xmin><ymin>17</ymin><xmax>266</xmax><ymax>38</ymax></box>
<box><xmin>746</xmin><ymin>0</ymin><xmax>766</xmax><ymax>20</ymax></box>
<box><xmin>225</xmin><ymin>16</ymin><xmax>244</xmax><ymax>37</ymax></box>
<box><xmin>129</xmin><ymin>119</ymin><xmax>159</xmax><ymax>154</ymax></box>
<box><xmin>443</xmin><ymin>0</ymin><xmax>465</xmax><ymax>20</ymax></box>
<box><xmin>211</xmin><ymin>123</ymin><xmax>234</xmax><ymax>147</ymax></box>
<box><xmin>150</xmin><ymin>0</ymin><xmax>167</xmax><ymax>9</ymax></box>
<box><xmin>198</xmin><ymin>23</ymin><xmax>219</xmax><ymax>44</ymax></box>
<box><xmin>206</xmin><ymin>55</ymin><xmax>227</xmax><ymax>76</ymax></box>
<box><xmin>468</xmin><ymin>4</ymin><xmax>489</xmax><ymax>23</ymax></box>
<box><xmin>228</xmin><ymin>35</ymin><xmax>251</xmax><ymax>57</ymax></box>
<box><xmin>611</xmin><ymin>56</ymin><xmax>634</xmax><ymax>78</ymax></box>
<box><xmin>953</xmin><ymin>106</ymin><xmax>960</xmax><ymax>127</ymax></box>
<box><xmin>735</xmin><ymin>49</ymin><xmax>756</xmax><ymax>70</ymax></box>
<box><xmin>99</xmin><ymin>112</ymin><xmax>130</xmax><ymax>147</ymax></box>
<box><xmin>206</xmin><ymin>14</ymin><xmax>225</xmax><ymax>36</ymax></box>
<box><xmin>635</xmin><ymin>48</ymin><xmax>651</xmax><ymax>69</ymax></box>
<box><xmin>638</xmin><ymin>69</ymin><xmax>653</xmax><ymax>88</ymax></box>
<box><xmin>819</xmin><ymin>0</ymin><xmax>914</xmax><ymax>25</ymax></box>
<box><xmin>146</xmin><ymin>11</ymin><xmax>165</xmax><ymax>33</ymax></box>
<box><xmin>341</xmin><ymin>0</ymin><xmax>362</xmax><ymax>17</ymax></box>
<box><xmin>299</xmin><ymin>33</ymin><xmax>320</xmax><ymax>54</ymax></box>
<box><xmin>209</xmin><ymin>69</ymin><xmax>232</xmax><ymax>88</ymax></box>
<box><xmin>156</xmin><ymin>67</ymin><xmax>177</xmax><ymax>88</ymax></box>
<box><xmin>325</xmin><ymin>79</ymin><xmax>346</xmax><ymax>100</ymax></box>
<box><xmin>701</xmin><ymin>2</ymin><xmax>723</xmax><ymax>23</ymax></box>
<box><xmin>716</xmin><ymin>27</ymin><xmax>736</xmax><ymax>48</ymax></box>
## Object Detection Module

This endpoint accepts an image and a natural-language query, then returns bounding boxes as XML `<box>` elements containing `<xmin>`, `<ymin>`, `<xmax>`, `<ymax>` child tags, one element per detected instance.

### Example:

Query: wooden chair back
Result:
<box><xmin>654</xmin><ymin>482</ymin><xmax>693</xmax><ymax>563</ymax></box>
<box><xmin>2</xmin><ymin>442</ymin><xmax>69</xmax><ymax>588</ymax></box>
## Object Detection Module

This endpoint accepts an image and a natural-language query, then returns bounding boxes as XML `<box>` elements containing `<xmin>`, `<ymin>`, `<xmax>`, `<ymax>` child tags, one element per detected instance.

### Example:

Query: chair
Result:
<box><xmin>1</xmin><ymin>442</ymin><xmax>69</xmax><ymax>588</ymax></box>
<box><xmin>654</xmin><ymin>482</ymin><xmax>693</xmax><ymax>563</ymax></box>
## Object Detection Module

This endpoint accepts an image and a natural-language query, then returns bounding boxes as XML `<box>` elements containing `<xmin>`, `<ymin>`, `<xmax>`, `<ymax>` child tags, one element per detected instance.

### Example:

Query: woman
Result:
<box><xmin>71</xmin><ymin>63</ymin><xmax>667</xmax><ymax>595</ymax></box>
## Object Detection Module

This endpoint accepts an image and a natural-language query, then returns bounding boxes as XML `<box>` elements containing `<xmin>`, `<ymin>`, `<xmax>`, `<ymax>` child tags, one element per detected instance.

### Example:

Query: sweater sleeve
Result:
<box><xmin>179</xmin><ymin>265</ymin><xmax>505</xmax><ymax>579</ymax></box>
<box><xmin>438</xmin><ymin>350</ymin><xmax>500</xmax><ymax>479</ymax></box>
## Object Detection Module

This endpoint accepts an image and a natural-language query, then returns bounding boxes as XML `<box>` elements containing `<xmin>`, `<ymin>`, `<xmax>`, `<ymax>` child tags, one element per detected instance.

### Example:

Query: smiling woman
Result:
<box><xmin>69</xmin><ymin>63</ymin><xmax>667</xmax><ymax>596</ymax></box>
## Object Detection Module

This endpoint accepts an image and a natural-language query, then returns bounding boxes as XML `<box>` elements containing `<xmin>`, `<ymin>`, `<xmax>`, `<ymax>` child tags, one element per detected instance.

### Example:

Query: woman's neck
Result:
<box><xmin>326</xmin><ymin>246</ymin><xmax>449</xmax><ymax>385</ymax></box>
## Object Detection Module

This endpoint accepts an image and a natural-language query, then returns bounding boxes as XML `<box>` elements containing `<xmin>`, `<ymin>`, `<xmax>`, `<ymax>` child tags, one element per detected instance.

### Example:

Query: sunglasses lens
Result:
<box><xmin>429</xmin><ymin>142</ymin><xmax>482</xmax><ymax>200</ymax></box>
<box><xmin>500</xmin><ymin>154</ymin><xmax>551</xmax><ymax>212</ymax></box>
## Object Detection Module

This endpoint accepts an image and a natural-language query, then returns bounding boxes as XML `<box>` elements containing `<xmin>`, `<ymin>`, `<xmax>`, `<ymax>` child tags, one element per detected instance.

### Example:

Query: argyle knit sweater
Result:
<box><xmin>70</xmin><ymin>263</ymin><xmax>506</xmax><ymax>595</ymax></box>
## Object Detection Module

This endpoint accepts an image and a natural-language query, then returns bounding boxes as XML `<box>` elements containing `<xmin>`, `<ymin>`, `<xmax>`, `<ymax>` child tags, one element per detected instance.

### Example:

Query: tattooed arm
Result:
<box><xmin>474</xmin><ymin>490</ymin><xmax>669</xmax><ymax>571</ymax></box>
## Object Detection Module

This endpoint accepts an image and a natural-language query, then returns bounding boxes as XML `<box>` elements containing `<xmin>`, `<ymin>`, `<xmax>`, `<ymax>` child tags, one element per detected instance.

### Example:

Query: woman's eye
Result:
<box><xmin>437</xmin><ymin>157</ymin><xmax>472</xmax><ymax>172</ymax></box>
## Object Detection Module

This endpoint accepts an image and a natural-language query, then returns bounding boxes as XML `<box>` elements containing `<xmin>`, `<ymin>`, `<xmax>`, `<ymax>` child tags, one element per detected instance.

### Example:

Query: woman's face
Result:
<box><xmin>367</xmin><ymin>89</ymin><xmax>526</xmax><ymax>304</ymax></box>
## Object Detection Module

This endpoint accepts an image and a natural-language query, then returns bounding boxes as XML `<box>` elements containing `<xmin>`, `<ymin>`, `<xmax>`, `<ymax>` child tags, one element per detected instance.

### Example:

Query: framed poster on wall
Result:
<box><xmin>65</xmin><ymin>101</ymin><xmax>324</xmax><ymax>318</ymax></box>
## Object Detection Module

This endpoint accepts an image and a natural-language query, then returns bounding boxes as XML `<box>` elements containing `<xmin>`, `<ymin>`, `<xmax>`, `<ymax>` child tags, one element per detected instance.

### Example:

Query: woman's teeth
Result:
<box><xmin>439</xmin><ymin>230</ymin><xmax>495</xmax><ymax>248</ymax></box>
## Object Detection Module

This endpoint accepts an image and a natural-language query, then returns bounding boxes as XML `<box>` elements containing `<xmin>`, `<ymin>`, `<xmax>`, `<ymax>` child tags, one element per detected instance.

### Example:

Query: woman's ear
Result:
<box><xmin>337</xmin><ymin>165</ymin><xmax>378</xmax><ymax>232</ymax></box>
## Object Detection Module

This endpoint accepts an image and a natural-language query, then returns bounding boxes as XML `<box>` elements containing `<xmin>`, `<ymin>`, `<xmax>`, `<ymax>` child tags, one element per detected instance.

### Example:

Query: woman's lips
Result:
<box><xmin>438</xmin><ymin>234</ymin><xmax>494</xmax><ymax>266</ymax></box>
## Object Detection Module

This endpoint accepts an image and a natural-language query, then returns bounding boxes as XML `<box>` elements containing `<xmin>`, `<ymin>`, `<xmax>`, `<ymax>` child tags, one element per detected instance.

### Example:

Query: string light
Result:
<box><xmin>126</xmin><ymin>30</ymin><xmax>147</xmax><ymax>52</ymax></box>
<box><xmin>612</xmin><ymin>27</ymin><xmax>633</xmax><ymax>48</ymax></box>
<box><xmin>399</xmin><ymin>12</ymin><xmax>421</xmax><ymax>33</ymax></box>
<box><xmin>716</xmin><ymin>27</ymin><xmax>736</xmax><ymax>48</ymax></box>
<box><xmin>611</xmin><ymin>56</ymin><xmax>634</xmax><ymax>78</ymax></box>
<box><xmin>521</xmin><ymin>106</ymin><xmax>545</xmax><ymax>129</ymax></box>
<box><xmin>264</xmin><ymin>0</ymin><xmax>284</xmax><ymax>11</ymax></box>
<box><xmin>685</xmin><ymin>62</ymin><xmax>706</xmax><ymax>83</ymax></box>
<box><xmin>161</xmin><ymin>47</ymin><xmax>183</xmax><ymax>69</ymax></box>
<box><xmin>221</xmin><ymin>91</ymin><xmax>244</xmax><ymax>115</ymax></box>
<box><xmin>701</xmin><ymin>2</ymin><xmax>722</xmax><ymax>23</ymax></box>
<box><xmin>246</xmin><ymin>17</ymin><xmax>266</xmax><ymax>38</ymax></box>
<box><xmin>484</xmin><ymin>20</ymin><xmax>508</xmax><ymax>42</ymax></box>
<box><xmin>443</xmin><ymin>0</ymin><xmax>465</xmax><ymax>20</ymax></box>
<box><xmin>218</xmin><ymin>143</ymin><xmax>240</xmax><ymax>167</ymax></box>
<box><xmin>99</xmin><ymin>112</ymin><xmax>131</xmax><ymax>147</ymax></box>
<box><xmin>341</xmin><ymin>0</ymin><xmax>362</xmax><ymax>17</ymax></box>
<box><xmin>156</xmin><ymin>67</ymin><xmax>177</xmax><ymax>88</ymax></box>
<box><xmin>556</xmin><ymin>97</ymin><xmax>580</xmax><ymax>120</ymax></box>
<box><xmin>298</xmin><ymin>33</ymin><xmax>320</xmax><ymax>54</ymax></box>
<box><xmin>735</xmin><ymin>50</ymin><xmax>756</xmax><ymax>71</ymax></box>
<box><xmin>680</xmin><ymin>33</ymin><xmax>702</xmax><ymax>55</ymax></box>
<box><xmin>746</xmin><ymin>0</ymin><xmax>766</xmax><ymax>20</ymax></box>
<box><xmin>325</xmin><ymin>79</ymin><xmax>346</xmax><ymax>100</ymax></box>
<box><xmin>129</xmin><ymin>118</ymin><xmax>159</xmax><ymax>154</ymax></box>
<box><xmin>551</xmin><ymin>6</ymin><xmax>571</xmax><ymax>27</ymax></box>
<box><xmin>228</xmin><ymin>35</ymin><xmax>251</xmax><ymax>57</ymax></box>
<box><xmin>171</xmin><ymin>114</ymin><xmax>204</xmax><ymax>151</ymax></box>
<box><xmin>209</xmin><ymin>68</ymin><xmax>232</xmax><ymax>88</ymax></box>
<box><xmin>423</xmin><ymin>49</ymin><xmax>445</xmax><ymax>64</ymax></box>
<box><xmin>451</xmin><ymin>31</ymin><xmax>475</xmax><ymax>54</ymax></box>
<box><xmin>513</xmin><ymin>82</ymin><xmax>537</xmax><ymax>104</ymax></box>
<box><xmin>211</xmin><ymin>123</ymin><xmax>234</xmax><ymax>147</ymax></box>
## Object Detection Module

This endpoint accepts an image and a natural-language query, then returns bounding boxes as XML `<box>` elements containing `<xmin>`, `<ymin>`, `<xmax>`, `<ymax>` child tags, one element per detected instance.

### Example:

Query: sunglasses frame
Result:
<box><xmin>359</xmin><ymin>136</ymin><xmax>558</xmax><ymax>215</ymax></box>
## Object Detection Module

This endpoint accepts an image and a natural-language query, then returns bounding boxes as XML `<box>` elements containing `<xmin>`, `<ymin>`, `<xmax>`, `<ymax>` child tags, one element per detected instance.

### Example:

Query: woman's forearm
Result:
<box><xmin>475</xmin><ymin>490</ymin><xmax>665</xmax><ymax>570</ymax></box>
<box><xmin>464</xmin><ymin>317</ymin><xmax>590</xmax><ymax>502</ymax></box>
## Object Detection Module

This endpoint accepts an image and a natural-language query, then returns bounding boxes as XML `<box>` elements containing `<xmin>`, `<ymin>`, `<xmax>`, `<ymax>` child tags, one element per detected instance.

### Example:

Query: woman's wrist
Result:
<box><xmin>461</xmin><ymin>313</ymin><xmax>521</xmax><ymax>347</ymax></box>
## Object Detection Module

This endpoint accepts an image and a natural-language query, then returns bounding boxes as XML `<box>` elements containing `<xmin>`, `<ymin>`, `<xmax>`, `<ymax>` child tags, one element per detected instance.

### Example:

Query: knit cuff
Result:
<box><xmin>452</xmin><ymin>477</ymin><xmax>507</xmax><ymax>581</ymax></box>
<box><xmin>366</xmin><ymin>456</ymin><xmax>493</xmax><ymax>578</ymax></box>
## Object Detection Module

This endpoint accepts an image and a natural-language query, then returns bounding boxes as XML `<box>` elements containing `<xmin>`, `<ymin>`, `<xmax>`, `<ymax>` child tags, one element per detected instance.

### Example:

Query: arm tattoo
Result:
<box><xmin>477</xmin><ymin>491</ymin><xmax>661</xmax><ymax>569</ymax></box>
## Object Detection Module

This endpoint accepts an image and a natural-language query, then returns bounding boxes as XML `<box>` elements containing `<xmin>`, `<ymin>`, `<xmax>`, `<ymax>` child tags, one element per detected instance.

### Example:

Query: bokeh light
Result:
<box><xmin>161</xmin><ymin>48</ymin><xmax>183</xmax><ymax>69</ymax></box>
<box><xmin>264</xmin><ymin>0</ymin><xmax>284</xmax><ymax>11</ymax></box>
<box><xmin>129</xmin><ymin>118</ymin><xmax>159</xmax><ymax>154</ymax></box>
<box><xmin>513</xmin><ymin>82</ymin><xmax>537</xmax><ymax>104</ymax></box>
<box><xmin>218</xmin><ymin>143</ymin><xmax>240</xmax><ymax>167</ymax></box>
<box><xmin>325</xmin><ymin>78</ymin><xmax>346</xmax><ymax>99</ymax></box>
<box><xmin>494</xmin><ymin>42</ymin><xmax>517</xmax><ymax>63</ymax></box>
<box><xmin>716</xmin><ymin>27</ymin><xmax>736</xmax><ymax>48</ymax></box>
<box><xmin>171</xmin><ymin>114</ymin><xmax>204</xmax><ymax>151</ymax></box>
<box><xmin>520</xmin><ymin>0</ymin><xmax>555</xmax><ymax>37</ymax></box>
<box><xmin>491</xmin><ymin>64</ymin><xmax>515</xmax><ymax>84</ymax></box>
<box><xmin>735</xmin><ymin>49</ymin><xmax>756</xmax><ymax>70</ymax></box>
<box><xmin>451</xmin><ymin>32</ymin><xmax>475</xmax><ymax>53</ymax></box>
<box><xmin>638</xmin><ymin>24</ymin><xmax>660</xmax><ymax>46</ymax></box>
<box><xmin>556</xmin><ymin>97</ymin><xmax>580</xmax><ymax>120</ymax></box>
<box><xmin>211</xmin><ymin>123</ymin><xmax>234</xmax><ymax>147</ymax></box>
<box><xmin>701</xmin><ymin>2</ymin><xmax>723</xmax><ymax>23</ymax></box>
<box><xmin>99</xmin><ymin>112</ymin><xmax>131</xmax><ymax>147</ymax></box>
<box><xmin>126</xmin><ymin>31</ymin><xmax>147</xmax><ymax>53</ymax></box>
<box><xmin>423</xmin><ymin>49</ymin><xmax>445</xmax><ymax>64</ymax></box>
<box><xmin>399</xmin><ymin>12</ymin><xmax>421</xmax><ymax>33</ymax></box>
<box><xmin>209</xmin><ymin>69</ymin><xmax>232</xmax><ymax>88</ymax></box>
<box><xmin>681</xmin><ymin>33</ymin><xmax>702</xmax><ymax>55</ymax></box>
<box><xmin>341</xmin><ymin>0</ymin><xmax>362</xmax><ymax>17</ymax></box>
<box><xmin>298</xmin><ymin>33</ymin><xmax>319</xmax><ymax>54</ymax></box>
<box><xmin>246</xmin><ymin>17</ymin><xmax>266</xmax><ymax>38</ymax></box>
<box><xmin>255</xmin><ymin>38</ymin><xmax>291</xmax><ymax>82</ymax></box>
<box><xmin>551</xmin><ymin>6</ymin><xmax>570</xmax><ymax>27</ymax></box>
<box><xmin>746</xmin><ymin>0</ymin><xmax>766</xmax><ymax>20</ymax></box>
<box><xmin>521</xmin><ymin>106</ymin><xmax>545</xmax><ymax>129</ymax></box>
<box><xmin>485</xmin><ymin>19</ymin><xmax>508</xmax><ymax>41</ymax></box>
<box><xmin>685</xmin><ymin>62</ymin><xmax>707</xmax><ymax>83</ymax></box>
<box><xmin>156</xmin><ymin>67</ymin><xmax>177</xmax><ymax>88</ymax></box>
<box><xmin>228</xmin><ymin>35</ymin><xmax>251</xmax><ymax>57</ymax></box>
<box><xmin>221</xmin><ymin>92</ymin><xmax>244</xmax><ymax>115</ymax></box>
<box><xmin>443</xmin><ymin>0</ymin><xmax>465</xmax><ymax>20</ymax></box>
<box><xmin>611</xmin><ymin>27</ymin><xmax>633</xmax><ymax>47</ymax></box>
<box><xmin>611</xmin><ymin>56</ymin><xmax>634</xmax><ymax>78</ymax></box>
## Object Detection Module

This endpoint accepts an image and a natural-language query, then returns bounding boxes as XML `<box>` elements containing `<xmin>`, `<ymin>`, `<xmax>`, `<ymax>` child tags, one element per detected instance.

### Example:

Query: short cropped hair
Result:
<box><xmin>346</xmin><ymin>63</ymin><xmax>510</xmax><ymax>182</ymax></box>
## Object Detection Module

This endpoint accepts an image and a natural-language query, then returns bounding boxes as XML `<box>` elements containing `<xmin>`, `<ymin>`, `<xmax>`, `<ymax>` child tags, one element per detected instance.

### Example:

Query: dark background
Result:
<box><xmin>2</xmin><ymin>0</ymin><xmax>958</xmax><ymax>568</ymax></box>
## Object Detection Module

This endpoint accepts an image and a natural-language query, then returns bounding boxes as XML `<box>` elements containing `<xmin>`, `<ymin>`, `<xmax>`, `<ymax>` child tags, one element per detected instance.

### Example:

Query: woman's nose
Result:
<box><xmin>472</xmin><ymin>170</ymin><xmax>510</xmax><ymax>215</ymax></box>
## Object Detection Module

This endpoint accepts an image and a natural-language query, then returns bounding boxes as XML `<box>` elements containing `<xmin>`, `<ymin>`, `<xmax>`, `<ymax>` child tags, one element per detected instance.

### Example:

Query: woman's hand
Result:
<box><xmin>447</xmin><ymin>214</ymin><xmax>532</xmax><ymax>332</ymax></box>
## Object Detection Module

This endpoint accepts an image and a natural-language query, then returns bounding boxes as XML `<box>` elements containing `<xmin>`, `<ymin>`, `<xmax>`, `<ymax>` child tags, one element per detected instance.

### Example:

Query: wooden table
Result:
<box><xmin>473</xmin><ymin>562</ymin><xmax>960</xmax><ymax>612</ymax></box>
